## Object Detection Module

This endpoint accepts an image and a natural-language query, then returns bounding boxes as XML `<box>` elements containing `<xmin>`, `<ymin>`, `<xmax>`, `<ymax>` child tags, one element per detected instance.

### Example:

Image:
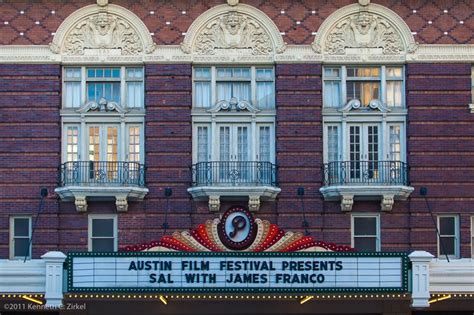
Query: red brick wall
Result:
<box><xmin>0</xmin><ymin>0</ymin><xmax>472</xmax><ymax>45</ymax></box>
<box><xmin>0</xmin><ymin>64</ymin><xmax>61</xmax><ymax>258</ymax></box>
<box><xmin>407</xmin><ymin>63</ymin><xmax>473</xmax><ymax>258</ymax></box>
<box><xmin>1</xmin><ymin>62</ymin><xmax>474</xmax><ymax>258</ymax></box>
<box><xmin>275</xmin><ymin>64</ymin><xmax>327</xmax><ymax>239</ymax></box>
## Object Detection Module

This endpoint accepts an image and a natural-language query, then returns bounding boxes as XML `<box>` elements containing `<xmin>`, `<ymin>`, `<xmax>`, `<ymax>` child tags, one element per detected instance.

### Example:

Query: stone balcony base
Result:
<box><xmin>55</xmin><ymin>186</ymin><xmax>149</xmax><ymax>212</ymax></box>
<box><xmin>320</xmin><ymin>185</ymin><xmax>414</xmax><ymax>211</ymax></box>
<box><xmin>187</xmin><ymin>186</ymin><xmax>281</xmax><ymax>212</ymax></box>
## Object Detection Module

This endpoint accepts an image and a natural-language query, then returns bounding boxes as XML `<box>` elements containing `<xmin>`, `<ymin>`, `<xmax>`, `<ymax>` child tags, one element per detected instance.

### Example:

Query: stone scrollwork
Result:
<box><xmin>64</xmin><ymin>12</ymin><xmax>143</xmax><ymax>55</ymax></box>
<box><xmin>207</xmin><ymin>97</ymin><xmax>260</xmax><ymax>113</ymax></box>
<box><xmin>340</xmin><ymin>98</ymin><xmax>390</xmax><ymax>113</ymax></box>
<box><xmin>77</xmin><ymin>97</ymin><xmax>127</xmax><ymax>114</ymax></box>
<box><xmin>325</xmin><ymin>12</ymin><xmax>403</xmax><ymax>55</ymax></box>
<box><xmin>194</xmin><ymin>11</ymin><xmax>273</xmax><ymax>55</ymax></box>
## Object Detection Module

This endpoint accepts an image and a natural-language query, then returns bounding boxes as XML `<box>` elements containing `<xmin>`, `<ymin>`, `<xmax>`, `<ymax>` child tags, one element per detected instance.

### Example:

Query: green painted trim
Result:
<box><xmin>66</xmin><ymin>251</ymin><xmax>409</xmax><ymax>294</ymax></box>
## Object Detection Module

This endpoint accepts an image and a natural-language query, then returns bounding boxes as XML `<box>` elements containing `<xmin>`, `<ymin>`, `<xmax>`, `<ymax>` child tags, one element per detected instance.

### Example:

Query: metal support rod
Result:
<box><xmin>421</xmin><ymin>187</ymin><xmax>449</xmax><ymax>262</ymax></box>
<box><xmin>24</xmin><ymin>188</ymin><xmax>47</xmax><ymax>263</ymax></box>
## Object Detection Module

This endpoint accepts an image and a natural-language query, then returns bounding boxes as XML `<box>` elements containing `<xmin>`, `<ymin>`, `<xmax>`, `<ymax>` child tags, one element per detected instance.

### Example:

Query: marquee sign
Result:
<box><xmin>67</xmin><ymin>252</ymin><xmax>409</xmax><ymax>293</ymax></box>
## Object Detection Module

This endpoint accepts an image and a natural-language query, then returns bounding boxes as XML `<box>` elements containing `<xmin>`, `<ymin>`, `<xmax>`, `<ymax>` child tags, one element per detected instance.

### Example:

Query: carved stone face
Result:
<box><xmin>224</xmin><ymin>13</ymin><xmax>241</xmax><ymax>35</ymax></box>
<box><xmin>355</xmin><ymin>13</ymin><xmax>373</xmax><ymax>35</ymax></box>
<box><xmin>95</xmin><ymin>13</ymin><xmax>110</xmax><ymax>34</ymax></box>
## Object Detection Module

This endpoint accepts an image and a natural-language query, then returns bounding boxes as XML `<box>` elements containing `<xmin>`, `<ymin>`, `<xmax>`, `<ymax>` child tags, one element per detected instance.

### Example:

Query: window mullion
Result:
<box><xmin>341</xmin><ymin>66</ymin><xmax>347</xmax><ymax>106</ymax></box>
<box><xmin>251</xmin><ymin>66</ymin><xmax>256</xmax><ymax>106</ymax></box>
<box><xmin>81</xmin><ymin>67</ymin><xmax>87</xmax><ymax>105</ymax></box>
<box><xmin>121</xmin><ymin>66</ymin><xmax>126</xmax><ymax>107</ymax></box>
<box><xmin>381</xmin><ymin>65</ymin><xmax>386</xmax><ymax>104</ymax></box>
<box><xmin>211</xmin><ymin>66</ymin><xmax>216</xmax><ymax>106</ymax></box>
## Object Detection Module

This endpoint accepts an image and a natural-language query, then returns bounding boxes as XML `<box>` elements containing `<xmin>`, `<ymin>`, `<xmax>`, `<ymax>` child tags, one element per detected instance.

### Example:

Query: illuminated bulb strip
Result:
<box><xmin>65</xmin><ymin>293</ymin><xmax>410</xmax><ymax>300</ymax></box>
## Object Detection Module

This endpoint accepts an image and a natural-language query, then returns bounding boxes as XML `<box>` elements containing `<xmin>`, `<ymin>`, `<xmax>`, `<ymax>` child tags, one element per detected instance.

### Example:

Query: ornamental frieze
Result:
<box><xmin>124</xmin><ymin>206</ymin><xmax>354</xmax><ymax>252</ymax></box>
<box><xmin>324</xmin><ymin>12</ymin><xmax>403</xmax><ymax>55</ymax></box>
<box><xmin>63</xmin><ymin>13</ymin><xmax>143</xmax><ymax>55</ymax></box>
<box><xmin>193</xmin><ymin>12</ymin><xmax>273</xmax><ymax>55</ymax></box>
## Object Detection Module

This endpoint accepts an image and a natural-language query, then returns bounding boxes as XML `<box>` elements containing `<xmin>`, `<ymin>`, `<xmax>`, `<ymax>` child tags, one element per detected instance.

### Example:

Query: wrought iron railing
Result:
<box><xmin>58</xmin><ymin>161</ymin><xmax>146</xmax><ymax>187</ymax></box>
<box><xmin>322</xmin><ymin>160</ymin><xmax>409</xmax><ymax>186</ymax></box>
<box><xmin>191</xmin><ymin>161</ymin><xmax>278</xmax><ymax>187</ymax></box>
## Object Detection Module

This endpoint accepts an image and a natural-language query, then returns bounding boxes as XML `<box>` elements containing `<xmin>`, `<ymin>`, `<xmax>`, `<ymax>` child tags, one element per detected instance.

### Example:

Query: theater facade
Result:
<box><xmin>0</xmin><ymin>0</ymin><xmax>473</xmax><ymax>314</ymax></box>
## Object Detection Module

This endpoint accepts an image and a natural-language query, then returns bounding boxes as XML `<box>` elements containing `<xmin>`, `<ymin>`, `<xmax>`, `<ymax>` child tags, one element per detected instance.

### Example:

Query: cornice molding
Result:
<box><xmin>0</xmin><ymin>44</ymin><xmax>474</xmax><ymax>64</ymax></box>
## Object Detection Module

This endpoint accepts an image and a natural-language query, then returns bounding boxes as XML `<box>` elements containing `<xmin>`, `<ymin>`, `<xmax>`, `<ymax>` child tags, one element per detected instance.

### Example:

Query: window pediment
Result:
<box><xmin>207</xmin><ymin>98</ymin><xmax>260</xmax><ymax>114</ymax></box>
<box><xmin>312</xmin><ymin>3</ymin><xmax>417</xmax><ymax>56</ymax></box>
<box><xmin>339</xmin><ymin>99</ymin><xmax>390</xmax><ymax>113</ymax></box>
<box><xmin>77</xmin><ymin>98</ymin><xmax>127</xmax><ymax>114</ymax></box>
<box><xmin>181</xmin><ymin>4</ymin><xmax>286</xmax><ymax>57</ymax></box>
<box><xmin>50</xmin><ymin>4</ymin><xmax>156</xmax><ymax>56</ymax></box>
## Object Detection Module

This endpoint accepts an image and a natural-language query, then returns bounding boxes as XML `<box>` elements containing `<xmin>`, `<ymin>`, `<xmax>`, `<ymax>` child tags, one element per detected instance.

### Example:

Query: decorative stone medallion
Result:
<box><xmin>64</xmin><ymin>12</ymin><xmax>143</xmax><ymax>55</ymax></box>
<box><xmin>324</xmin><ymin>11</ymin><xmax>403</xmax><ymax>55</ymax></box>
<box><xmin>217</xmin><ymin>206</ymin><xmax>257</xmax><ymax>250</ymax></box>
<box><xmin>194</xmin><ymin>11</ymin><xmax>273</xmax><ymax>55</ymax></box>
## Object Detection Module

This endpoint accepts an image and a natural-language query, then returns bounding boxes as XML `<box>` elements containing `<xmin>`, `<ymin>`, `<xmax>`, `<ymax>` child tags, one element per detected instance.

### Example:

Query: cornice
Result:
<box><xmin>0</xmin><ymin>44</ymin><xmax>474</xmax><ymax>64</ymax></box>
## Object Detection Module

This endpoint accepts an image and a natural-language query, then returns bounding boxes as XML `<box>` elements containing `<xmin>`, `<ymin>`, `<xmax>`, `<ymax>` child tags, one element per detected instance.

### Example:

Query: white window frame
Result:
<box><xmin>126</xmin><ymin>124</ymin><xmax>144</xmax><ymax>164</ymax></box>
<box><xmin>471</xmin><ymin>216</ymin><xmax>474</xmax><ymax>258</ymax></box>
<box><xmin>351</xmin><ymin>214</ymin><xmax>381</xmax><ymax>252</ymax></box>
<box><xmin>437</xmin><ymin>215</ymin><xmax>460</xmax><ymax>259</ymax></box>
<box><xmin>192</xmin><ymin>66</ymin><xmax>275</xmax><ymax>109</ymax></box>
<box><xmin>323</xmin><ymin>123</ymin><xmax>341</xmax><ymax>162</ymax></box>
<box><xmin>471</xmin><ymin>66</ymin><xmax>474</xmax><ymax>105</ymax></box>
<box><xmin>61</xmin><ymin>123</ymin><xmax>144</xmax><ymax>163</ymax></box>
<box><xmin>88</xmin><ymin>214</ymin><xmax>118</xmax><ymax>252</ymax></box>
<box><xmin>257</xmin><ymin>124</ymin><xmax>275</xmax><ymax>162</ymax></box>
<box><xmin>9</xmin><ymin>216</ymin><xmax>32</xmax><ymax>260</ymax></box>
<box><xmin>62</xmin><ymin>66</ymin><xmax>144</xmax><ymax>109</ymax></box>
<box><xmin>322</xmin><ymin>65</ymin><xmax>405</xmax><ymax>108</ymax></box>
<box><xmin>192</xmin><ymin>121</ymin><xmax>275</xmax><ymax>164</ymax></box>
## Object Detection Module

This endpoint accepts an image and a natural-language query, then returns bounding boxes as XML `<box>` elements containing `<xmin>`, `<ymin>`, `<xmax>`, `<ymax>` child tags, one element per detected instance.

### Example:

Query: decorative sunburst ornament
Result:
<box><xmin>124</xmin><ymin>207</ymin><xmax>355</xmax><ymax>253</ymax></box>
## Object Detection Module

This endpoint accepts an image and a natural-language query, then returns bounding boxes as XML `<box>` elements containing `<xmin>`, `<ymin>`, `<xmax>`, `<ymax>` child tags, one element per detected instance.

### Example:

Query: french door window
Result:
<box><xmin>194</xmin><ymin>123</ymin><xmax>274</xmax><ymax>185</ymax></box>
<box><xmin>62</xmin><ymin>123</ymin><xmax>143</xmax><ymax>185</ymax></box>
<box><xmin>348</xmin><ymin>124</ymin><xmax>379</xmax><ymax>181</ymax></box>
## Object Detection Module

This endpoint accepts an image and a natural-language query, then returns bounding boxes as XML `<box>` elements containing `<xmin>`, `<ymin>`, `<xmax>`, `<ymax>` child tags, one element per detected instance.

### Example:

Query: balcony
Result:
<box><xmin>55</xmin><ymin>161</ymin><xmax>148</xmax><ymax>212</ymax></box>
<box><xmin>187</xmin><ymin>161</ymin><xmax>281</xmax><ymax>212</ymax></box>
<box><xmin>320</xmin><ymin>160</ymin><xmax>414</xmax><ymax>211</ymax></box>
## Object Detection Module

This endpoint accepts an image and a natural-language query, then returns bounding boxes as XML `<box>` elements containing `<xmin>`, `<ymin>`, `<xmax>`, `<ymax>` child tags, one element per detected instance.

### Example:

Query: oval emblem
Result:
<box><xmin>218</xmin><ymin>206</ymin><xmax>257</xmax><ymax>250</ymax></box>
